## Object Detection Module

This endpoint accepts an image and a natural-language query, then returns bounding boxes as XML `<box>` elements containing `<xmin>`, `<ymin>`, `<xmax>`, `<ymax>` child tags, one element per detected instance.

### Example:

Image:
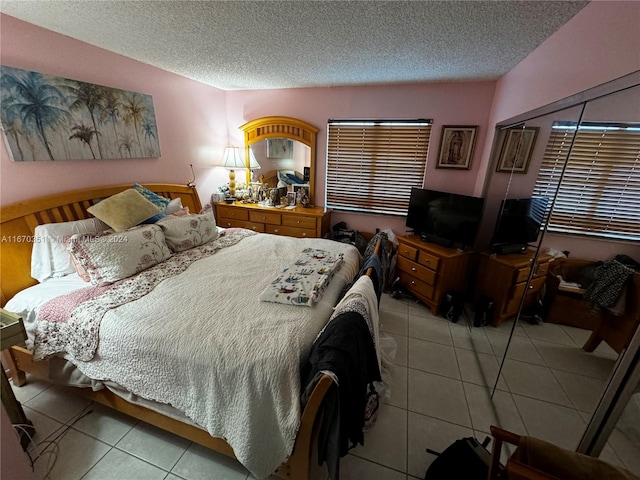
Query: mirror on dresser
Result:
<box><xmin>239</xmin><ymin>116</ymin><xmax>319</xmax><ymax>204</ymax></box>
<box><xmin>475</xmin><ymin>72</ymin><xmax>640</xmax><ymax>469</ymax></box>
<box><xmin>213</xmin><ymin>116</ymin><xmax>332</xmax><ymax>239</ymax></box>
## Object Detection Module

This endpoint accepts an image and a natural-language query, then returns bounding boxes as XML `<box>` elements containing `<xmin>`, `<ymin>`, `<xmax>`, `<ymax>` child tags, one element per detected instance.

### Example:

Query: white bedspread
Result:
<box><xmin>31</xmin><ymin>232</ymin><xmax>359</xmax><ymax>478</ymax></box>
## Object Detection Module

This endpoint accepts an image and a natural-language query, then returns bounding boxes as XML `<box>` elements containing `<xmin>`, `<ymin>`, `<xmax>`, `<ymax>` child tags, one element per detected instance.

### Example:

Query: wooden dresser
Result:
<box><xmin>475</xmin><ymin>250</ymin><xmax>553</xmax><ymax>327</ymax></box>
<box><xmin>214</xmin><ymin>202</ymin><xmax>331</xmax><ymax>238</ymax></box>
<box><xmin>396</xmin><ymin>235</ymin><xmax>472</xmax><ymax>316</ymax></box>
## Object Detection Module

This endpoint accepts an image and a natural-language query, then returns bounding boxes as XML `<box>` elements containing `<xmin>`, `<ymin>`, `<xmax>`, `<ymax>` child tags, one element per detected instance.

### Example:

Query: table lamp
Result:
<box><xmin>220</xmin><ymin>146</ymin><xmax>245</xmax><ymax>198</ymax></box>
<box><xmin>248</xmin><ymin>149</ymin><xmax>261</xmax><ymax>182</ymax></box>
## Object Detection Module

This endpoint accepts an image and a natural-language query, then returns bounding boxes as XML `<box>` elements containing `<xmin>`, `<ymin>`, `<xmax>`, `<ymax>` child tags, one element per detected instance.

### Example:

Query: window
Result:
<box><xmin>533</xmin><ymin>122</ymin><xmax>640</xmax><ymax>241</ymax></box>
<box><xmin>325</xmin><ymin>119</ymin><xmax>431</xmax><ymax>215</ymax></box>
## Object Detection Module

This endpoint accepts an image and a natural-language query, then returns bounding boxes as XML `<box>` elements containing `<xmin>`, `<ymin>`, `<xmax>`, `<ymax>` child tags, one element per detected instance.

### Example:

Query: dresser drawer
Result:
<box><xmin>218</xmin><ymin>218</ymin><xmax>250</xmax><ymax>229</ymax></box>
<box><xmin>514</xmin><ymin>267</ymin><xmax>531</xmax><ymax>284</ymax></box>
<box><xmin>533</xmin><ymin>261</ymin><xmax>550</xmax><ymax>278</ymax></box>
<box><xmin>217</xmin><ymin>205</ymin><xmax>248</xmax><ymax>221</ymax></box>
<box><xmin>245</xmin><ymin>222</ymin><xmax>266</xmax><ymax>233</ymax></box>
<box><xmin>417</xmin><ymin>251</ymin><xmax>440</xmax><ymax>271</ymax></box>
<box><xmin>397</xmin><ymin>256</ymin><xmax>436</xmax><ymax>285</ymax></box>
<box><xmin>399</xmin><ymin>272</ymin><xmax>435</xmax><ymax>301</ymax></box>
<box><xmin>282</xmin><ymin>215</ymin><xmax>317</xmax><ymax>230</ymax></box>
<box><xmin>266</xmin><ymin>224</ymin><xmax>315</xmax><ymax>238</ymax></box>
<box><xmin>398</xmin><ymin>243</ymin><xmax>418</xmax><ymax>262</ymax></box>
<box><xmin>510</xmin><ymin>275</ymin><xmax>547</xmax><ymax>303</ymax></box>
<box><xmin>249</xmin><ymin>211</ymin><xmax>281</xmax><ymax>225</ymax></box>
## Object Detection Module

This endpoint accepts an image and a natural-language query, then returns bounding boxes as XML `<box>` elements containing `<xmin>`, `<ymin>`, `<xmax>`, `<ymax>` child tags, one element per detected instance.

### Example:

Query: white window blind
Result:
<box><xmin>533</xmin><ymin>122</ymin><xmax>640</xmax><ymax>241</ymax></box>
<box><xmin>325</xmin><ymin>120</ymin><xmax>431</xmax><ymax>215</ymax></box>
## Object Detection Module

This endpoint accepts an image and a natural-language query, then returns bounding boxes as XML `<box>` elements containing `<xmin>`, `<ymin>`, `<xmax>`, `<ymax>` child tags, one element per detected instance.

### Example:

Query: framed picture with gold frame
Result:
<box><xmin>436</xmin><ymin>126</ymin><xmax>478</xmax><ymax>169</ymax></box>
<box><xmin>496</xmin><ymin>127</ymin><xmax>539</xmax><ymax>174</ymax></box>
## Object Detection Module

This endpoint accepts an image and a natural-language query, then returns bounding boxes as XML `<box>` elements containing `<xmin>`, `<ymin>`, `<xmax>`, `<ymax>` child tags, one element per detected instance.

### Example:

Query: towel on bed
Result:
<box><xmin>260</xmin><ymin>248</ymin><xmax>344</xmax><ymax>306</ymax></box>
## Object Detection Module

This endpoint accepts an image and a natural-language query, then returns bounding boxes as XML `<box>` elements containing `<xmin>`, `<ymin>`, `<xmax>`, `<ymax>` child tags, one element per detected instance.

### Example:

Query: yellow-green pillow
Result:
<box><xmin>88</xmin><ymin>188</ymin><xmax>161</xmax><ymax>232</ymax></box>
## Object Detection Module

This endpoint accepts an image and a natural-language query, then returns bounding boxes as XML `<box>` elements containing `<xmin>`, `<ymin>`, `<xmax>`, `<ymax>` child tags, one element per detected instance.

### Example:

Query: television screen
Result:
<box><xmin>406</xmin><ymin>187</ymin><xmax>485</xmax><ymax>248</ymax></box>
<box><xmin>491</xmin><ymin>197</ymin><xmax>549</xmax><ymax>250</ymax></box>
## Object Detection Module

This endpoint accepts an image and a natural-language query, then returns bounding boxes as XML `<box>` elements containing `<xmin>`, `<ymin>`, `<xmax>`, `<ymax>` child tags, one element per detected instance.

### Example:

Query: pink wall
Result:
<box><xmin>473</xmin><ymin>1</ymin><xmax>640</xmax><ymax>260</ymax></box>
<box><xmin>0</xmin><ymin>14</ymin><xmax>230</xmax><ymax>208</ymax></box>
<box><xmin>225</xmin><ymin>81</ymin><xmax>496</xmax><ymax>234</ymax></box>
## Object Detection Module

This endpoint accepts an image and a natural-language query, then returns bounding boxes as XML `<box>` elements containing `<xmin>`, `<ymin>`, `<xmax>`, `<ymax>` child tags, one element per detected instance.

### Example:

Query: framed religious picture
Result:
<box><xmin>436</xmin><ymin>126</ymin><xmax>478</xmax><ymax>169</ymax></box>
<box><xmin>496</xmin><ymin>127</ymin><xmax>539</xmax><ymax>174</ymax></box>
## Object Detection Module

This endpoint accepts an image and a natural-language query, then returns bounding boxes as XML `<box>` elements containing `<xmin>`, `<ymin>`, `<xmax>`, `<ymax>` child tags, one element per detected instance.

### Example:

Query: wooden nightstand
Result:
<box><xmin>396</xmin><ymin>235</ymin><xmax>472</xmax><ymax>315</ymax></box>
<box><xmin>1</xmin><ymin>309</ymin><xmax>35</xmax><ymax>449</ymax></box>
<box><xmin>474</xmin><ymin>250</ymin><xmax>552</xmax><ymax>327</ymax></box>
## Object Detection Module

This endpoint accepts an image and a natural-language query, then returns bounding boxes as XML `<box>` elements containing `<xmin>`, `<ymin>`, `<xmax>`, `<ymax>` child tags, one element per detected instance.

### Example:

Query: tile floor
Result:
<box><xmin>10</xmin><ymin>292</ymin><xmax>639</xmax><ymax>479</ymax></box>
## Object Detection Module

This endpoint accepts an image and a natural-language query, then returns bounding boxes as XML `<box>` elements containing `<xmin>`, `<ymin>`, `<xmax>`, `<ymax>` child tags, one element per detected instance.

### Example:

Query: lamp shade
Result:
<box><xmin>248</xmin><ymin>149</ymin><xmax>261</xmax><ymax>170</ymax></box>
<box><xmin>220</xmin><ymin>146</ymin><xmax>245</xmax><ymax>170</ymax></box>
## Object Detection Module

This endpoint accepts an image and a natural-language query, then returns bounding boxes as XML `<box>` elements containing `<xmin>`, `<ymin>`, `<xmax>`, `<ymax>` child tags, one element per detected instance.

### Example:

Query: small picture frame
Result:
<box><xmin>286</xmin><ymin>192</ymin><xmax>296</xmax><ymax>206</ymax></box>
<box><xmin>436</xmin><ymin>126</ymin><xmax>478</xmax><ymax>169</ymax></box>
<box><xmin>267</xmin><ymin>138</ymin><xmax>293</xmax><ymax>159</ymax></box>
<box><xmin>496</xmin><ymin>127</ymin><xmax>539</xmax><ymax>174</ymax></box>
<box><xmin>294</xmin><ymin>184</ymin><xmax>310</xmax><ymax>205</ymax></box>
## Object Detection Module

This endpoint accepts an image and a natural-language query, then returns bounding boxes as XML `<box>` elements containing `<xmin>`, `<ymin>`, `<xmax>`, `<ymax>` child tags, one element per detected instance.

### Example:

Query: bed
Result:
<box><xmin>0</xmin><ymin>183</ymin><xmax>377</xmax><ymax>479</ymax></box>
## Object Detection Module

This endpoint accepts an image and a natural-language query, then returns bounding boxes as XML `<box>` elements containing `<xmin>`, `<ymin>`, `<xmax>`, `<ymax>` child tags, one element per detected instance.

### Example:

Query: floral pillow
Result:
<box><xmin>133</xmin><ymin>183</ymin><xmax>171</xmax><ymax>224</ymax></box>
<box><xmin>156</xmin><ymin>211</ymin><xmax>217</xmax><ymax>252</ymax></box>
<box><xmin>67</xmin><ymin>224</ymin><xmax>171</xmax><ymax>285</ymax></box>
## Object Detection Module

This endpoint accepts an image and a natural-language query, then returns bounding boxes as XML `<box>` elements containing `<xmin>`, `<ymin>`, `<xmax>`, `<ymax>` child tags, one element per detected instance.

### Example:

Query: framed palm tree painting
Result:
<box><xmin>0</xmin><ymin>65</ymin><xmax>161</xmax><ymax>161</ymax></box>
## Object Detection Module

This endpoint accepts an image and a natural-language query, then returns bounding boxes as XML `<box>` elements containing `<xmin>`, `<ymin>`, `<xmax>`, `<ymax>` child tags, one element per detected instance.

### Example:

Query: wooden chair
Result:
<box><xmin>487</xmin><ymin>426</ymin><xmax>638</xmax><ymax>480</ymax></box>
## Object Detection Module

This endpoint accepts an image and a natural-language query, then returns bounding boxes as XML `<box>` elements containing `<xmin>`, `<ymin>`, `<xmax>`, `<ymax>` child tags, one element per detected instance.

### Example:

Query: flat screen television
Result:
<box><xmin>491</xmin><ymin>197</ymin><xmax>549</xmax><ymax>254</ymax></box>
<box><xmin>406</xmin><ymin>187</ymin><xmax>485</xmax><ymax>249</ymax></box>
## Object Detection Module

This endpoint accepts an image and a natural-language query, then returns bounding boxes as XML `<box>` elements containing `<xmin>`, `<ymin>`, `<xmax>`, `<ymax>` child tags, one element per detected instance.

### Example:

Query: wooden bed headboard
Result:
<box><xmin>0</xmin><ymin>184</ymin><xmax>202</xmax><ymax>306</ymax></box>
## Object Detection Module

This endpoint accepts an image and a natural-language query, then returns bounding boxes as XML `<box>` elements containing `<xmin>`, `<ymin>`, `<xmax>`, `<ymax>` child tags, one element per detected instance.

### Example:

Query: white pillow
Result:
<box><xmin>165</xmin><ymin>197</ymin><xmax>183</xmax><ymax>215</ymax></box>
<box><xmin>156</xmin><ymin>211</ymin><xmax>217</xmax><ymax>252</ymax></box>
<box><xmin>67</xmin><ymin>224</ymin><xmax>171</xmax><ymax>285</ymax></box>
<box><xmin>31</xmin><ymin>218</ymin><xmax>110</xmax><ymax>283</ymax></box>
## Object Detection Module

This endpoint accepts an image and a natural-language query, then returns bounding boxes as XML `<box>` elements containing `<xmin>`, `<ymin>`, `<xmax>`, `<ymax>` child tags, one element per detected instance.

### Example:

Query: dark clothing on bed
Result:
<box><xmin>302</xmin><ymin>310</ymin><xmax>381</xmax><ymax>479</ymax></box>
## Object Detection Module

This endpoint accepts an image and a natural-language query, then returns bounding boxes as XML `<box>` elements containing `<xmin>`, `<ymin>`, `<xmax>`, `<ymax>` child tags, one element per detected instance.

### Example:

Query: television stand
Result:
<box><xmin>420</xmin><ymin>233</ymin><xmax>454</xmax><ymax>248</ymax></box>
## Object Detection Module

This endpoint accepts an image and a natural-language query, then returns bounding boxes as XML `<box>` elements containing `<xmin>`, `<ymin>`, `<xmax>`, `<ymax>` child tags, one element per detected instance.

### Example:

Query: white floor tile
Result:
<box><xmin>512</xmin><ymin>394</ymin><xmax>587</xmax><ymax>451</ymax></box>
<box><xmin>486</xmin><ymin>330</ymin><xmax>546</xmax><ymax>366</ymax></box>
<box><xmin>406</xmin><ymin>411</ymin><xmax>473</xmax><ymax>478</ymax></box>
<box><xmin>501</xmin><ymin>359</ymin><xmax>572</xmax><ymax>407</ymax></box>
<box><xmin>408</xmin><ymin>302</ymin><xmax>436</xmax><ymax>319</ymax></box>
<box><xmin>552</xmin><ymin>369</ymin><xmax>608</xmax><ymax>413</ymax></box>
<box><xmin>24</xmin><ymin>384</ymin><xmax>93</xmax><ymax>424</ymax></box>
<box><xmin>82</xmin><ymin>447</ymin><xmax>168</xmax><ymax>480</ymax></box>
<box><xmin>341</xmin><ymin>454</ymin><xmax>407</xmax><ymax>480</ymax></box>
<box><xmin>455</xmin><ymin>347</ymin><xmax>508</xmax><ymax>391</ymax></box>
<box><xmin>380</xmin><ymin>309</ymin><xmax>408</xmax><ymax>337</ymax></box>
<box><xmin>72</xmin><ymin>403</ymin><xmax>137</xmax><ymax>445</ymax></box>
<box><xmin>386</xmin><ymin>364</ymin><xmax>408</xmax><ymax>409</ymax></box>
<box><xmin>408</xmin><ymin>314</ymin><xmax>453</xmax><ymax>346</ymax></box>
<box><xmin>408</xmin><ymin>338</ymin><xmax>460</xmax><ymax>380</ymax></box>
<box><xmin>33</xmin><ymin>427</ymin><xmax>111</xmax><ymax>480</ymax></box>
<box><xmin>116</xmin><ymin>421</ymin><xmax>191</xmax><ymax>471</ymax></box>
<box><xmin>388</xmin><ymin>333</ymin><xmax>408</xmax><ymax>367</ymax></box>
<box><xmin>172</xmin><ymin>442</ymin><xmax>249</xmax><ymax>480</ymax></box>
<box><xmin>380</xmin><ymin>293</ymin><xmax>408</xmax><ymax>315</ymax></box>
<box><xmin>408</xmin><ymin>369</ymin><xmax>471</xmax><ymax>428</ymax></box>
<box><xmin>10</xmin><ymin>374</ymin><xmax>52</xmax><ymax>404</ymax></box>
<box><xmin>533</xmin><ymin>338</ymin><xmax>617</xmax><ymax>379</ymax></box>
<box><xmin>462</xmin><ymin>382</ymin><xmax>526</xmax><ymax>436</ymax></box>
<box><xmin>449</xmin><ymin>322</ymin><xmax>495</xmax><ymax>355</ymax></box>
<box><xmin>561</xmin><ymin>324</ymin><xmax>593</xmax><ymax>347</ymax></box>
<box><xmin>522</xmin><ymin>321</ymin><xmax>576</xmax><ymax>346</ymax></box>
<box><xmin>352</xmin><ymin>404</ymin><xmax>407</xmax><ymax>472</ymax></box>
<box><xmin>22</xmin><ymin>405</ymin><xmax>64</xmax><ymax>448</ymax></box>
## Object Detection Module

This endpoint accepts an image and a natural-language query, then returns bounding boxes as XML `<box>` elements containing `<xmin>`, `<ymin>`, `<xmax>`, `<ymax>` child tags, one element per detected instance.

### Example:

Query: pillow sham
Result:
<box><xmin>156</xmin><ymin>211</ymin><xmax>217</xmax><ymax>252</ymax></box>
<box><xmin>67</xmin><ymin>224</ymin><xmax>171</xmax><ymax>285</ymax></box>
<box><xmin>87</xmin><ymin>188</ymin><xmax>161</xmax><ymax>232</ymax></box>
<box><xmin>31</xmin><ymin>218</ymin><xmax>110</xmax><ymax>282</ymax></box>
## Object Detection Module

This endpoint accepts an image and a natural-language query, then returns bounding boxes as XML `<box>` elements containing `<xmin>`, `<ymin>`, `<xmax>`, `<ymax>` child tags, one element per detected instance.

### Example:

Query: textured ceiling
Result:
<box><xmin>0</xmin><ymin>0</ymin><xmax>588</xmax><ymax>90</ymax></box>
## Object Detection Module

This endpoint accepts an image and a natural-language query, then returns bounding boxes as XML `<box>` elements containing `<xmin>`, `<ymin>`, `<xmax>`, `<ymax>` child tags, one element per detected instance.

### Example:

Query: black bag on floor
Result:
<box><xmin>425</xmin><ymin>436</ymin><xmax>491</xmax><ymax>480</ymax></box>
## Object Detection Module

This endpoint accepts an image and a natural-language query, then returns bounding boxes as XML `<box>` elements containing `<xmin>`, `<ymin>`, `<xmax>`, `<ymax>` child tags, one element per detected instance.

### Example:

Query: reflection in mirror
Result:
<box><xmin>249</xmin><ymin>138</ymin><xmax>311</xmax><ymax>190</ymax></box>
<box><xmin>476</xmin><ymin>75</ymin><xmax>640</xmax><ymax>472</ymax></box>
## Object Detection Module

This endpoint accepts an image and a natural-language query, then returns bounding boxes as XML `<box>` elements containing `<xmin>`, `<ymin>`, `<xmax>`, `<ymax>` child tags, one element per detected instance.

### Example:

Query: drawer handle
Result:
<box><xmin>302</xmin><ymin>232</ymin><xmax>307</xmax><ymax>237</ymax></box>
<box><xmin>252</xmin><ymin>226</ymin><xmax>257</xmax><ymax>231</ymax></box>
<box><xmin>411</xmin><ymin>281</ymin><xmax>416</xmax><ymax>286</ymax></box>
<box><xmin>297</xmin><ymin>220</ymin><xmax>301</xmax><ymax>224</ymax></box>
<box><xmin>529</xmin><ymin>285</ymin><xmax>534</xmax><ymax>289</ymax></box>
<box><xmin>226</xmin><ymin>222</ymin><xmax>232</xmax><ymax>227</ymax></box>
<box><xmin>274</xmin><ymin>229</ymin><xmax>279</xmax><ymax>233</ymax></box>
<box><xmin>262</xmin><ymin>216</ymin><xmax>266</xmax><ymax>220</ymax></box>
<box><xmin>411</xmin><ymin>267</ymin><xmax>417</xmax><ymax>272</ymax></box>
